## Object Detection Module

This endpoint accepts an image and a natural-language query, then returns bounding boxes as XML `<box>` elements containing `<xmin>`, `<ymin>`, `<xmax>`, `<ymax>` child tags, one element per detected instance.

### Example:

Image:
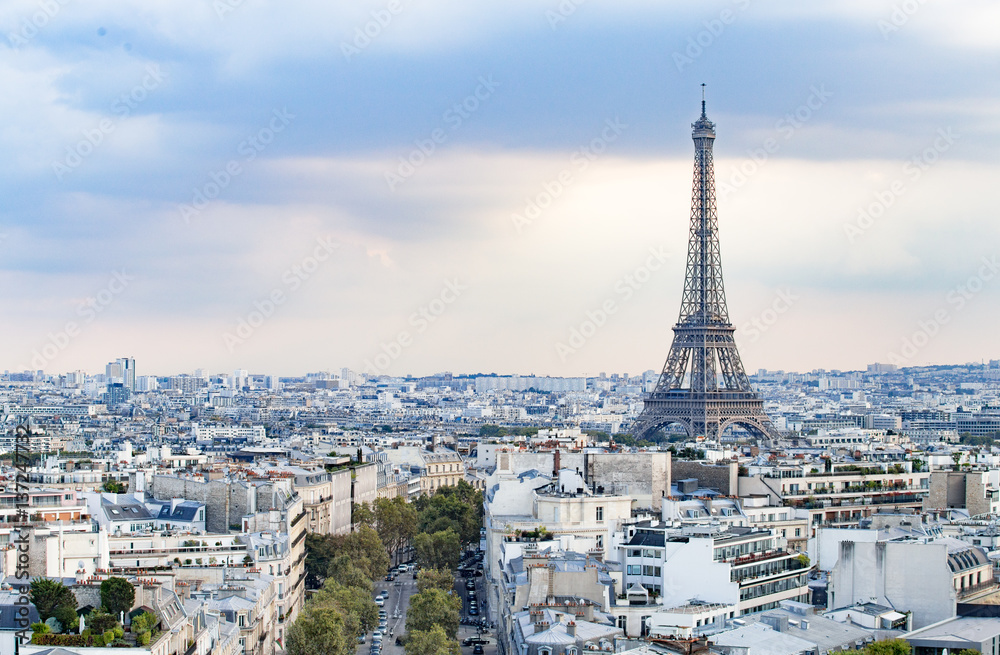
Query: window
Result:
<box><xmin>239</xmin><ymin>613</ymin><xmax>246</xmax><ymax>627</ymax></box>
<box><xmin>617</xmin><ymin>615</ymin><xmax>627</xmax><ymax>630</ymax></box>
<box><xmin>596</xmin><ymin>535</ymin><xmax>603</xmax><ymax>548</ymax></box>
<box><xmin>627</xmin><ymin>565</ymin><xmax>642</xmax><ymax>575</ymax></box>
<box><xmin>596</xmin><ymin>506</ymin><xmax>604</xmax><ymax>521</ymax></box>
<box><xmin>795</xmin><ymin>528</ymin><xmax>801</xmax><ymax>537</ymax></box>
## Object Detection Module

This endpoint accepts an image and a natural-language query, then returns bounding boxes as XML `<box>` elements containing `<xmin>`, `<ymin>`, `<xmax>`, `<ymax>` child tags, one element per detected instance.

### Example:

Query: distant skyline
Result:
<box><xmin>2</xmin><ymin>1</ymin><xmax>999</xmax><ymax>377</ymax></box>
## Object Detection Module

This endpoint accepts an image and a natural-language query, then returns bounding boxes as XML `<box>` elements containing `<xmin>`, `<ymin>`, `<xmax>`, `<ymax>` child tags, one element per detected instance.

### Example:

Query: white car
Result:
<box><xmin>373</xmin><ymin>631</ymin><xmax>383</xmax><ymax>641</ymax></box>
<box><xmin>398</xmin><ymin>564</ymin><xmax>409</xmax><ymax>572</ymax></box>
<box><xmin>374</xmin><ymin>597</ymin><xmax>385</xmax><ymax>607</ymax></box>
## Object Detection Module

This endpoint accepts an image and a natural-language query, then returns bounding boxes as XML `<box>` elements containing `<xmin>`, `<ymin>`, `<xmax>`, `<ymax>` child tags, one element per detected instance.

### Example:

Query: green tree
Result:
<box><xmin>29</xmin><ymin>579</ymin><xmax>77</xmax><ymax>622</ymax></box>
<box><xmin>405</xmin><ymin>588</ymin><xmax>461</xmax><ymax>638</ymax></box>
<box><xmin>406</xmin><ymin>625</ymin><xmax>461</xmax><ymax>655</ymax></box>
<box><xmin>414</xmin><ymin>528</ymin><xmax>461</xmax><ymax>573</ymax></box>
<box><xmin>327</xmin><ymin>555</ymin><xmax>375</xmax><ymax>593</ymax></box>
<box><xmin>863</xmin><ymin>639</ymin><xmax>912</xmax><ymax>655</ymax></box>
<box><xmin>330</xmin><ymin>525</ymin><xmax>389</xmax><ymax>582</ymax></box>
<box><xmin>87</xmin><ymin>607</ymin><xmax>120</xmax><ymax>634</ymax></box>
<box><xmin>416</xmin><ymin>568</ymin><xmax>455</xmax><ymax>594</ymax></box>
<box><xmin>286</xmin><ymin>604</ymin><xmax>351</xmax><ymax>655</ymax></box>
<box><xmin>102</xmin><ymin>479</ymin><xmax>127</xmax><ymax>493</ymax></box>
<box><xmin>305</xmin><ymin>532</ymin><xmax>339</xmax><ymax>589</ymax></box>
<box><xmin>312</xmin><ymin>581</ymin><xmax>379</xmax><ymax>640</ymax></box>
<box><xmin>375</xmin><ymin>496</ymin><xmax>418</xmax><ymax>565</ymax></box>
<box><xmin>353</xmin><ymin>501</ymin><xmax>376</xmax><ymax>528</ymax></box>
<box><xmin>416</xmin><ymin>482</ymin><xmax>483</xmax><ymax>546</ymax></box>
<box><xmin>100</xmin><ymin>577</ymin><xmax>135</xmax><ymax>617</ymax></box>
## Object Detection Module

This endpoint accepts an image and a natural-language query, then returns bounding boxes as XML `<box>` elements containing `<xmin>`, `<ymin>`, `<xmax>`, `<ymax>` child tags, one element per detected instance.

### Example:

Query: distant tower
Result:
<box><xmin>631</xmin><ymin>91</ymin><xmax>779</xmax><ymax>442</ymax></box>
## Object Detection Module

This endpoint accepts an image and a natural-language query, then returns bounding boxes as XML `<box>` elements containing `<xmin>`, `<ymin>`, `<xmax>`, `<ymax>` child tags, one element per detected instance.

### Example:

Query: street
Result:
<box><xmin>355</xmin><ymin>560</ymin><xmax>497</xmax><ymax>655</ymax></box>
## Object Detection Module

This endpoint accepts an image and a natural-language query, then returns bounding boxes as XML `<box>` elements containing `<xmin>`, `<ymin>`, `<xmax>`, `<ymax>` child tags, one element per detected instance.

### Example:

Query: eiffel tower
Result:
<box><xmin>631</xmin><ymin>90</ymin><xmax>779</xmax><ymax>443</ymax></box>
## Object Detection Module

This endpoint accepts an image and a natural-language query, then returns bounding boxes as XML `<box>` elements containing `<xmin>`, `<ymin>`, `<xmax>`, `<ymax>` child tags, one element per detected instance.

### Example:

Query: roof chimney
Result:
<box><xmin>535</xmin><ymin>621</ymin><xmax>550</xmax><ymax>634</ymax></box>
<box><xmin>567</xmin><ymin>621</ymin><xmax>577</xmax><ymax>637</ymax></box>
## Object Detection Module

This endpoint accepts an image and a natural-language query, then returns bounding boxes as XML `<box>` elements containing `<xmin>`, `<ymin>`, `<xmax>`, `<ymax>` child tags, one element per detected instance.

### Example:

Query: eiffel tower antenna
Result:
<box><xmin>630</xmin><ymin>91</ymin><xmax>779</xmax><ymax>444</ymax></box>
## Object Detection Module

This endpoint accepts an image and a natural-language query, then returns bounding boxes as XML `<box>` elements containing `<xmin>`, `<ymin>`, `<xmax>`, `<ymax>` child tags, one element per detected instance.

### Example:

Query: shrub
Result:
<box><xmin>30</xmin><ymin>621</ymin><xmax>50</xmax><ymax>634</ymax></box>
<box><xmin>138</xmin><ymin>631</ymin><xmax>151</xmax><ymax>646</ymax></box>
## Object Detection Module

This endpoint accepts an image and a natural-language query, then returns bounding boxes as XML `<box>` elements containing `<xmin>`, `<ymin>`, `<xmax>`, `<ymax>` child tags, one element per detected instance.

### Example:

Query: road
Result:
<box><xmin>358</xmin><ymin>572</ymin><xmax>417</xmax><ymax>655</ymax></box>
<box><xmin>357</xmin><ymin>562</ymin><xmax>498</xmax><ymax>655</ymax></box>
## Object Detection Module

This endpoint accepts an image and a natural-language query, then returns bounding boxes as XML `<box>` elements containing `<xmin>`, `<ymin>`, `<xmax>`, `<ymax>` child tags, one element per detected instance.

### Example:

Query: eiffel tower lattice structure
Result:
<box><xmin>631</xmin><ymin>93</ymin><xmax>779</xmax><ymax>443</ymax></box>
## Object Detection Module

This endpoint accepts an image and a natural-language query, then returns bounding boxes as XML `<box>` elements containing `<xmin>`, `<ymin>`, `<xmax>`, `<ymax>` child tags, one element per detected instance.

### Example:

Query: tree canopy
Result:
<box><xmin>414</xmin><ymin>528</ymin><xmax>462</xmax><ymax>573</ymax></box>
<box><xmin>287</xmin><ymin>604</ymin><xmax>351</xmax><ymax>655</ymax></box>
<box><xmin>406</xmin><ymin>625</ymin><xmax>461</xmax><ymax>655</ymax></box>
<box><xmin>30</xmin><ymin>579</ymin><xmax>77</xmax><ymax>622</ymax></box>
<box><xmin>405</xmin><ymin>588</ymin><xmax>461</xmax><ymax>638</ymax></box>
<box><xmin>416</xmin><ymin>568</ymin><xmax>455</xmax><ymax>594</ymax></box>
<box><xmin>863</xmin><ymin>640</ymin><xmax>912</xmax><ymax>655</ymax></box>
<box><xmin>100</xmin><ymin>577</ymin><xmax>136</xmax><ymax>617</ymax></box>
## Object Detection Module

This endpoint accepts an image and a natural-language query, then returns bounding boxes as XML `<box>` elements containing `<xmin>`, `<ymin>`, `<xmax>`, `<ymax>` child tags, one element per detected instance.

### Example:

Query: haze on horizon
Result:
<box><xmin>1</xmin><ymin>1</ymin><xmax>999</xmax><ymax>378</ymax></box>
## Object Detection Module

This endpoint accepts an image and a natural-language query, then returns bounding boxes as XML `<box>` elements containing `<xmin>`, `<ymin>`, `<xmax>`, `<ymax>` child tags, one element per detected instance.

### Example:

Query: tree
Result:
<box><xmin>305</xmin><ymin>533</ymin><xmax>339</xmax><ymax>589</ymax></box>
<box><xmin>100</xmin><ymin>577</ymin><xmax>135</xmax><ymax>617</ymax></box>
<box><xmin>102</xmin><ymin>479</ymin><xmax>127</xmax><ymax>493</ymax></box>
<box><xmin>327</xmin><ymin>555</ymin><xmax>375</xmax><ymax>593</ymax></box>
<box><xmin>414</xmin><ymin>529</ymin><xmax>461</xmax><ymax>573</ymax></box>
<box><xmin>863</xmin><ymin>639</ymin><xmax>912</xmax><ymax>655</ymax></box>
<box><xmin>416</xmin><ymin>568</ymin><xmax>455</xmax><ymax>594</ymax></box>
<box><xmin>406</xmin><ymin>625</ymin><xmax>461</xmax><ymax>655</ymax></box>
<box><xmin>286</xmin><ymin>604</ymin><xmax>351</xmax><ymax>655</ymax></box>
<box><xmin>353</xmin><ymin>501</ymin><xmax>375</xmax><ymax>528</ymax></box>
<box><xmin>29</xmin><ymin>579</ymin><xmax>77</xmax><ymax>622</ymax></box>
<box><xmin>330</xmin><ymin>525</ymin><xmax>389</xmax><ymax>582</ymax></box>
<box><xmin>417</xmin><ymin>482</ymin><xmax>483</xmax><ymax>547</ymax></box>
<box><xmin>312</xmin><ymin>581</ymin><xmax>379</xmax><ymax>640</ymax></box>
<box><xmin>405</xmin><ymin>588</ymin><xmax>461</xmax><ymax>638</ymax></box>
<box><xmin>376</xmin><ymin>496</ymin><xmax>418</xmax><ymax>565</ymax></box>
<box><xmin>87</xmin><ymin>607</ymin><xmax>120</xmax><ymax>634</ymax></box>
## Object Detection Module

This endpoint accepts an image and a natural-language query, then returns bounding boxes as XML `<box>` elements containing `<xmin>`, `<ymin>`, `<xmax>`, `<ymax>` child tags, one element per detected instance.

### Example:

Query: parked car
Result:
<box><xmin>398</xmin><ymin>564</ymin><xmax>409</xmax><ymax>572</ymax></box>
<box><xmin>373</xmin><ymin>630</ymin><xmax>383</xmax><ymax>641</ymax></box>
<box><xmin>374</xmin><ymin>597</ymin><xmax>385</xmax><ymax>607</ymax></box>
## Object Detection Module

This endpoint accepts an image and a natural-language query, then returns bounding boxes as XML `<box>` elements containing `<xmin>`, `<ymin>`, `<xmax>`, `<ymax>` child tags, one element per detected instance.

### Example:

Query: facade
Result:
<box><xmin>925</xmin><ymin>470</ymin><xmax>1000</xmax><ymax>517</ymax></box>
<box><xmin>828</xmin><ymin>540</ymin><xmax>957</xmax><ymax>629</ymax></box>
<box><xmin>740</xmin><ymin>463</ymin><xmax>930</xmax><ymax>534</ymax></box>
<box><xmin>619</xmin><ymin>522</ymin><xmax>810</xmax><ymax>615</ymax></box>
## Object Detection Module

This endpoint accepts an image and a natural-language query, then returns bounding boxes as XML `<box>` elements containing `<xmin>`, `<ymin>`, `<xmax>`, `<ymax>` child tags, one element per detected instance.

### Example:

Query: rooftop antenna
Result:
<box><xmin>701</xmin><ymin>83</ymin><xmax>707</xmax><ymax>118</ymax></box>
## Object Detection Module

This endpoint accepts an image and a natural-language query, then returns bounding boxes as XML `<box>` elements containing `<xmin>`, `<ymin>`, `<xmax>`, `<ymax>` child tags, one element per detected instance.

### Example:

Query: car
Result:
<box><xmin>465</xmin><ymin>580</ymin><xmax>475</xmax><ymax>589</ymax></box>
<box><xmin>379</xmin><ymin>611</ymin><xmax>387</xmax><ymax>619</ymax></box>
<box><xmin>373</xmin><ymin>630</ymin><xmax>383</xmax><ymax>641</ymax></box>
<box><xmin>473</xmin><ymin>645</ymin><xmax>485</xmax><ymax>654</ymax></box>
<box><xmin>357</xmin><ymin>635</ymin><xmax>366</xmax><ymax>644</ymax></box>
<box><xmin>374</xmin><ymin>597</ymin><xmax>385</xmax><ymax>607</ymax></box>
<box><xmin>469</xmin><ymin>607</ymin><xmax>478</xmax><ymax>615</ymax></box>
<box><xmin>398</xmin><ymin>564</ymin><xmax>409</xmax><ymax>572</ymax></box>
<box><xmin>467</xmin><ymin>591</ymin><xmax>476</xmax><ymax>599</ymax></box>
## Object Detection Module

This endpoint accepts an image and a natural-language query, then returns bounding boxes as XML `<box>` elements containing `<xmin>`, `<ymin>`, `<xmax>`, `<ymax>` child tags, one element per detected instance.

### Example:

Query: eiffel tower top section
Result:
<box><xmin>678</xmin><ymin>89</ymin><xmax>729</xmax><ymax>328</ymax></box>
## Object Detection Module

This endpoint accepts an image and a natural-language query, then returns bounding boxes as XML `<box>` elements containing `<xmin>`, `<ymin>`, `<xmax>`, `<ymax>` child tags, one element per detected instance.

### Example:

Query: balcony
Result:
<box><xmin>722</xmin><ymin>549</ymin><xmax>795</xmax><ymax>567</ymax></box>
<box><xmin>957</xmin><ymin>580</ymin><xmax>1000</xmax><ymax>600</ymax></box>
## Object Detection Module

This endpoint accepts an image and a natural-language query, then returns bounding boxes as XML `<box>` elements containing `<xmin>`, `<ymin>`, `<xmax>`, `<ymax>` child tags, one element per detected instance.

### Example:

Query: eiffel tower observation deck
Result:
<box><xmin>631</xmin><ymin>91</ymin><xmax>779</xmax><ymax>443</ymax></box>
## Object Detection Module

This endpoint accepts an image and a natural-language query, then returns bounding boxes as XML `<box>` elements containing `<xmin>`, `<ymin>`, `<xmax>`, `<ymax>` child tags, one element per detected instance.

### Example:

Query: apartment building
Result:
<box><xmin>619</xmin><ymin>521</ymin><xmax>810</xmax><ymax>616</ymax></box>
<box><xmin>740</xmin><ymin>462</ymin><xmax>930</xmax><ymax>534</ymax></box>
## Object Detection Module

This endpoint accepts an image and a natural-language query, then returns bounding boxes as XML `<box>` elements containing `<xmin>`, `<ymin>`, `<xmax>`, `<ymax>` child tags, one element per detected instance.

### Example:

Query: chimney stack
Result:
<box><xmin>567</xmin><ymin>621</ymin><xmax>577</xmax><ymax>637</ymax></box>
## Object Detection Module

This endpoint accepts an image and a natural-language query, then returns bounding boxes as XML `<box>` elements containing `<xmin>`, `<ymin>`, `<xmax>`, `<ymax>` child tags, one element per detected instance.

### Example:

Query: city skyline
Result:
<box><xmin>2</xmin><ymin>1</ymin><xmax>999</xmax><ymax>377</ymax></box>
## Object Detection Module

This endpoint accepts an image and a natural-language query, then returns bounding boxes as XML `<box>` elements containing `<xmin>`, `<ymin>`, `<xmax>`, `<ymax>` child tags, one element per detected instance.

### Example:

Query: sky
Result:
<box><xmin>1</xmin><ymin>0</ymin><xmax>999</xmax><ymax>378</ymax></box>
